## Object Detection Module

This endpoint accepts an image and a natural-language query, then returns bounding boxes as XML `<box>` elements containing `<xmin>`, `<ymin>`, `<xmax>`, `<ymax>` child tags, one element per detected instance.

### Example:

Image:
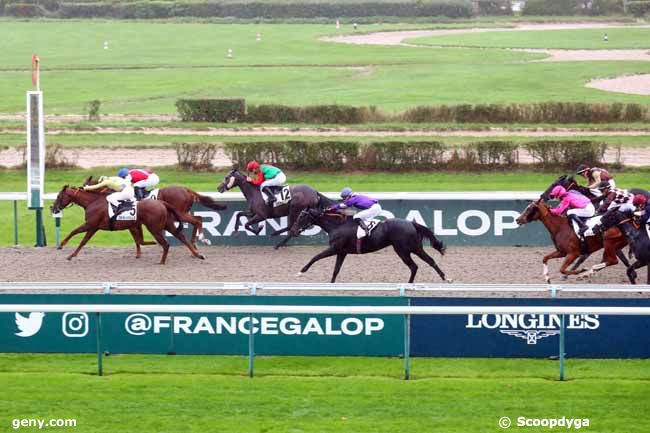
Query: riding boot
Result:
<box><xmin>263</xmin><ymin>187</ymin><xmax>276</xmax><ymax>205</ymax></box>
<box><xmin>569</xmin><ymin>215</ymin><xmax>589</xmax><ymax>255</ymax></box>
<box><xmin>573</xmin><ymin>215</ymin><xmax>589</xmax><ymax>237</ymax></box>
<box><xmin>134</xmin><ymin>187</ymin><xmax>145</xmax><ymax>200</ymax></box>
<box><xmin>357</xmin><ymin>219</ymin><xmax>370</xmax><ymax>237</ymax></box>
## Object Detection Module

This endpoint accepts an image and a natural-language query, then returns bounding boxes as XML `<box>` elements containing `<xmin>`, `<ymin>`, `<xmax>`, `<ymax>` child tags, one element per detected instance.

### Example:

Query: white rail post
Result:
<box><xmin>248</xmin><ymin>313</ymin><xmax>255</xmax><ymax>378</ymax></box>
<box><xmin>559</xmin><ymin>314</ymin><xmax>566</xmax><ymax>381</ymax></box>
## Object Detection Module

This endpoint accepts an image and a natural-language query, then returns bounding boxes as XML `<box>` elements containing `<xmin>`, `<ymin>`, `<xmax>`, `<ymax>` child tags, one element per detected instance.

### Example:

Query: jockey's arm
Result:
<box><xmin>83</xmin><ymin>178</ymin><xmax>111</xmax><ymax>191</ymax></box>
<box><xmin>550</xmin><ymin>197</ymin><xmax>570</xmax><ymax>215</ymax></box>
<box><xmin>249</xmin><ymin>172</ymin><xmax>265</xmax><ymax>186</ymax></box>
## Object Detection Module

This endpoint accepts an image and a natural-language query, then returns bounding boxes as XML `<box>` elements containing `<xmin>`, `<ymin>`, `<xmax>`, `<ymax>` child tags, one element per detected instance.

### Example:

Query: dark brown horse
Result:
<box><xmin>51</xmin><ymin>185</ymin><xmax>204</xmax><ymax>264</ymax></box>
<box><xmin>83</xmin><ymin>176</ymin><xmax>227</xmax><ymax>246</ymax></box>
<box><xmin>516</xmin><ymin>199</ymin><xmax>630</xmax><ymax>283</ymax></box>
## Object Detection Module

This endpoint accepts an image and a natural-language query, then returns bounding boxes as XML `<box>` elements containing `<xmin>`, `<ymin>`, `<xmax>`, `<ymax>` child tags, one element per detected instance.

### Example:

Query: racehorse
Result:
<box><xmin>294</xmin><ymin>208</ymin><xmax>450</xmax><ymax>283</ymax></box>
<box><xmin>516</xmin><ymin>199</ymin><xmax>631</xmax><ymax>283</ymax></box>
<box><xmin>541</xmin><ymin>174</ymin><xmax>650</xmax><ymax>203</ymax></box>
<box><xmin>600</xmin><ymin>210</ymin><xmax>650</xmax><ymax>284</ymax></box>
<box><xmin>51</xmin><ymin>185</ymin><xmax>205</xmax><ymax>264</ymax></box>
<box><xmin>217</xmin><ymin>169</ymin><xmax>334</xmax><ymax>249</ymax></box>
<box><xmin>84</xmin><ymin>176</ymin><xmax>226</xmax><ymax>246</ymax></box>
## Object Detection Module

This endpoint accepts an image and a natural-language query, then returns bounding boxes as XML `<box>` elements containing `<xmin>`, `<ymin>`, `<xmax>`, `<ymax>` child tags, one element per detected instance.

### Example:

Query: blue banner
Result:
<box><xmin>411</xmin><ymin>298</ymin><xmax>650</xmax><ymax>358</ymax></box>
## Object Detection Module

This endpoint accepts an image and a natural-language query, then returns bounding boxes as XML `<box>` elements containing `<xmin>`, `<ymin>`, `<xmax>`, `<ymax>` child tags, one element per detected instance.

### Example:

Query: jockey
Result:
<box><xmin>596</xmin><ymin>181</ymin><xmax>635</xmax><ymax>214</ymax></box>
<box><xmin>329</xmin><ymin>187</ymin><xmax>382</xmax><ymax>237</ymax></box>
<box><xmin>82</xmin><ymin>170</ymin><xmax>134</xmax><ymax>224</ymax></box>
<box><xmin>633</xmin><ymin>194</ymin><xmax>650</xmax><ymax>225</ymax></box>
<box><xmin>549</xmin><ymin>185</ymin><xmax>594</xmax><ymax>237</ymax></box>
<box><xmin>246</xmin><ymin>160</ymin><xmax>286</xmax><ymax>205</ymax></box>
<box><xmin>123</xmin><ymin>168</ymin><xmax>160</xmax><ymax>200</ymax></box>
<box><xmin>576</xmin><ymin>164</ymin><xmax>615</xmax><ymax>195</ymax></box>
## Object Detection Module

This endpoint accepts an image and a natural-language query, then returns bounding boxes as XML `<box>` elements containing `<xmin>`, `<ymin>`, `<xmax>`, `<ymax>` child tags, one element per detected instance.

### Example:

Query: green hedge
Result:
<box><xmin>180</xmin><ymin>101</ymin><xmax>648</xmax><ymax>124</ymax></box>
<box><xmin>49</xmin><ymin>0</ymin><xmax>472</xmax><ymax>18</ymax></box>
<box><xmin>219</xmin><ymin>140</ymin><xmax>606</xmax><ymax>171</ymax></box>
<box><xmin>523</xmin><ymin>0</ymin><xmax>577</xmax><ymax>15</ymax></box>
<box><xmin>627</xmin><ymin>0</ymin><xmax>650</xmax><ymax>16</ymax></box>
<box><xmin>175</xmin><ymin>98</ymin><xmax>245</xmax><ymax>122</ymax></box>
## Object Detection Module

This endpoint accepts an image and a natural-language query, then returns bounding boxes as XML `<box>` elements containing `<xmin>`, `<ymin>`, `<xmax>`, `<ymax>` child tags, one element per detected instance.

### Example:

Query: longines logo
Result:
<box><xmin>466</xmin><ymin>314</ymin><xmax>600</xmax><ymax>345</ymax></box>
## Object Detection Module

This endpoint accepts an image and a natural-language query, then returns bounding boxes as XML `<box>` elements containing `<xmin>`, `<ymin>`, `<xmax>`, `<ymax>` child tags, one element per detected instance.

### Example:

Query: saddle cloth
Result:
<box><xmin>356</xmin><ymin>219</ymin><xmax>381</xmax><ymax>239</ymax></box>
<box><xmin>108</xmin><ymin>200</ymin><xmax>137</xmax><ymax>221</ymax></box>
<box><xmin>262</xmin><ymin>185</ymin><xmax>291</xmax><ymax>208</ymax></box>
<box><xmin>571</xmin><ymin>215</ymin><xmax>601</xmax><ymax>237</ymax></box>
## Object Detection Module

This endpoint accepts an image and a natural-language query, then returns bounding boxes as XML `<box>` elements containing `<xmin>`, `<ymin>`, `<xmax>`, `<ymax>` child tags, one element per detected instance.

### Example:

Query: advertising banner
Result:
<box><xmin>0</xmin><ymin>294</ymin><xmax>406</xmax><ymax>356</ymax></box>
<box><xmin>166</xmin><ymin>195</ymin><xmax>542</xmax><ymax>246</ymax></box>
<box><xmin>411</xmin><ymin>297</ymin><xmax>650</xmax><ymax>358</ymax></box>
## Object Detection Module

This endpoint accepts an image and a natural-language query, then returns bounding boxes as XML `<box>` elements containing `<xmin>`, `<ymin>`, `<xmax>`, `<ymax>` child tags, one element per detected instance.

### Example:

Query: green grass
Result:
<box><xmin>408</xmin><ymin>27</ymin><xmax>650</xmax><ymax>49</ymax></box>
<box><xmin>2</xmin><ymin>21</ymin><xmax>650</xmax><ymax>114</ymax></box>
<box><xmin>3</xmin><ymin>167</ymin><xmax>650</xmax><ymax>246</ymax></box>
<box><xmin>0</xmin><ymin>354</ymin><xmax>648</xmax><ymax>433</ymax></box>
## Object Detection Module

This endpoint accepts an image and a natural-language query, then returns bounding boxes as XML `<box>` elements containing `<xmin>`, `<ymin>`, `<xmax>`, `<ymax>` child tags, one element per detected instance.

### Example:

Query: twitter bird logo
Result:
<box><xmin>15</xmin><ymin>312</ymin><xmax>45</xmax><ymax>337</ymax></box>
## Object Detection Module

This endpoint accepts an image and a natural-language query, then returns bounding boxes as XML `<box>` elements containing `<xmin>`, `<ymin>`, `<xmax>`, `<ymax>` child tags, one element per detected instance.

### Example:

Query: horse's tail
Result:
<box><xmin>317</xmin><ymin>192</ymin><xmax>336</xmax><ymax>209</ymax></box>
<box><xmin>413</xmin><ymin>222</ymin><xmax>445</xmax><ymax>255</ymax></box>
<box><xmin>161</xmin><ymin>202</ymin><xmax>185</xmax><ymax>236</ymax></box>
<box><xmin>192</xmin><ymin>191</ymin><xmax>227</xmax><ymax>211</ymax></box>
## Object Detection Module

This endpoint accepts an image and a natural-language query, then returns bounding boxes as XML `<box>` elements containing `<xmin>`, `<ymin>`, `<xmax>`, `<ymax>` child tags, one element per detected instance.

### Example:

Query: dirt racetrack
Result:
<box><xmin>1</xmin><ymin>246</ymin><xmax>647</xmax><ymax>297</ymax></box>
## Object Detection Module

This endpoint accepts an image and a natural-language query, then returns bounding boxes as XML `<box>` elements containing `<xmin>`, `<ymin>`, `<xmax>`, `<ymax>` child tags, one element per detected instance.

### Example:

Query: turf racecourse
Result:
<box><xmin>0</xmin><ymin>354</ymin><xmax>648</xmax><ymax>432</ymax></box>
<box><xmin>3</xmin><ymin>21</ymin><xmax>650</xmax><ymax>113</ymax></box>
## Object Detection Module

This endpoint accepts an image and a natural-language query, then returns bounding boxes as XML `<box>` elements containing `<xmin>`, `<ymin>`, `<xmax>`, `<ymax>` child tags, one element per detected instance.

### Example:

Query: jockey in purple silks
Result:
<box><xmin>328</xmin><ymin>187</ymin><xmax>382</xmax><ymax>236</ymax></box>
<box><xmin>549</xmin><ymin>185</ymin><xmax>594</xmax><ymax>237</ymax></box>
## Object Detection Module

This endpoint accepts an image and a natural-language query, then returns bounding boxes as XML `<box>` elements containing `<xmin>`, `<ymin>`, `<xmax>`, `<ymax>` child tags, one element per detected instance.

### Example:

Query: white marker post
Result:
<box><xmin>227</xmin><ymin>48</ymin><xmax>233</xmax><ymax>59</ymax></box>
<box><xmin>27</xmin><ymin>54</ymin><xmax>46</xmax><ymax>246</ymax></box>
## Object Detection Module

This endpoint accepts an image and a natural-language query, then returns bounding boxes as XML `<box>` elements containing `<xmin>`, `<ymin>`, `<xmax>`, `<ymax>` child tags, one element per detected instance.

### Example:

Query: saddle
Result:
<box><xmin>356</xmin><ymin>219</ymin><xmax>381</xmax><ymax>239</ymax></box>
<box><xmin>571</xmin><ymin>215</ymin><xmax>601</xmax><ymax>238</ymax></box>
<box><xmin>262</xmin><ymin>185</ymin><xmax>291</xmax><ymax>208</ymax></box>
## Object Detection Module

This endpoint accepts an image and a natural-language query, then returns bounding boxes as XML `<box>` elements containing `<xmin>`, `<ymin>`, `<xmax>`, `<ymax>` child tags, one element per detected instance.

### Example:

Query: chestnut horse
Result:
<box><xmin>516</xmin><ymin>199</ymin><xmax>631</xmax><ymax>283</ymax></box>
<box><xmin>51</xmin><ymin>185</ymin><xmax>204</xmax><ymax>264</ymax></box>
<box><xmin>83</xmin><ymin>176</ymin><xmax>227</xmax><ymax>246</ymax></box>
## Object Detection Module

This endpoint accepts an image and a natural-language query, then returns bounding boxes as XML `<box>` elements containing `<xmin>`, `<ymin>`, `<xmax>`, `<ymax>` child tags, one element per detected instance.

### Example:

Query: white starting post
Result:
<box><xmin>27</xmin><ymin>54</ymin><xmax>46</xmax><ymax>247</ymax></box>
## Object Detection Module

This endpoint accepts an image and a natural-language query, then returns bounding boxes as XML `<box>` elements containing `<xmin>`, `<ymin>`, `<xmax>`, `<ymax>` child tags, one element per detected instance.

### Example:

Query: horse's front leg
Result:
<box><xmin>297</xmin><ymin>246</ymin><xmax>338</xmax><ymax>277</ymax></box>
<box><xmin>59</xmin><ymin>223</ymin><xmax>92</xmax><ymax>249</ymax></box>
<box><xmin>542</xmin><ymin>250</ymin><xmax>565</xmax><ymax>283</ymax></box>
<box><xmin>330</xmin><ymin>253</ymin><xmax>348</xmax><ymax>283</ymax></box>
<box><xmin>244</xmin><ymin>215</ymin><xmax>266</xmax><ymax>235</ymax></box>
<box><xmin>66</xmin><ymin>229</ymin><xmax>98</xmax><ymax>260</ymax></box>
<box><xmin>233</xmin><ymin>210</ymin><xmax>254</xmax><ymax>234</ymax></box>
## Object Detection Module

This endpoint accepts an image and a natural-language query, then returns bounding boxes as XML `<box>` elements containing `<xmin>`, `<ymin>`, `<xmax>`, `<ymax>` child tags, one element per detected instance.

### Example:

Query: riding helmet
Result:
<box><xmin>575</xmin><ymin>164</ymin><xmax>590</xmax><ymax>175</ymax></box>
<box><xmin>117</xmin><ymin>168</ymin><xmax>129</xmax><ymax>178</ymax></box>
<box><xmin>550</xmin><ymin>185</ymin><xmax>566</xmax><ymax>197</ymax></box>
<box><xmin>633</xmin><ymin>194</ymin><xmax>647</xmax><ymax>206</ymax></box>
<box><xmin>597</xmin><ymin>181</ymin><xmax>611</xmax><ymax>191</ymax></box>
<box><xmin>340</xmin><ymin>187</ymin><xmax>353</xmax><ymax>198</ymax></box>
<box><xmin>246</xmin><ymin>161</ymin><xmax>260</xmax><ymax>171</ymax></box>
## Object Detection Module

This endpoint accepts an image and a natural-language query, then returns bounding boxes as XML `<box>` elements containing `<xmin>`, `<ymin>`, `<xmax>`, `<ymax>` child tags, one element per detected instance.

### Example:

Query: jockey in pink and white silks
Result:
<box><xmin>549</xmin><ymin>185</ymin><xmax>594</xmax><ymax>237</ymax></box>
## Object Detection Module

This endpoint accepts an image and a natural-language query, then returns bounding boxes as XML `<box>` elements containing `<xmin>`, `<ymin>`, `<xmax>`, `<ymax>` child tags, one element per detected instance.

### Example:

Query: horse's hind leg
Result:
<box><xmin>183</xmin><ymin>212</ymin><xmax>210</xmax><ymax>246</ymax></box>
<box><xmin>542</xmin><ymin>250</ymin><xmax>565</xmax><ymax>283</ymax></box>
<box><xmin>393</xmin><ymin>245</ymin><xmax>418</xmax><ymax>283</ymax></box>
<box><xmin>626</xmin><ymin>260</ymin><xmax>645</xmax><ymax>284</ymax></box>
<box><xmin>165</xmin><ymin>219</ymin><xmax>205</xmax><ymax>260</ymax></box>
<box><xmin>144</xmin><ymin>225</ymin><xmax>170</xmax><ymax>264</ymax></box>
<box><xmin>413</xmin><ymin>248</ymin><xmax>450</xmax><ymax>283</ymax></box>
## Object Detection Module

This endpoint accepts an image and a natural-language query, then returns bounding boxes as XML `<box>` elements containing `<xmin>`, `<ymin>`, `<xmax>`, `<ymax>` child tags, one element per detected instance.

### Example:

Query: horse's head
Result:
<box><xmin>82</xmin><ymin>176</ymin><xmax>96</xmax><ymax>187</ymax></box>
<box><xmin>296</xmin><ymin>208</ymin><xmax>322</xmax><ymax>232</ymax></box>
<box><xmin>51</xmin><ymin>185</ymin><xmax>75</xmax><ymax>214</ymax></box>
<box><xmin>217</xmin><ymin>169</ymin><xmax>245</xmax><ymax>193</ymax></box>
<box><xmin>516</xmin><ymin>199</ymin><xmax>546</xmax><ymax>225</ymax></box>
<box><xmin>540</xmin><ymin>175</ymin><xmax>568</xmax><ymax>201</ymax></box>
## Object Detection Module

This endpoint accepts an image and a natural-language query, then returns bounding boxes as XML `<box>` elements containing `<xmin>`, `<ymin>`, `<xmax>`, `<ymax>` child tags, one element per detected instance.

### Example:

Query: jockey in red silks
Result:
<box><xmin>245</xmin><ymin>160</ymin><xmax>286</xmax><ymax>204</ymax></box>
<box><xmin>125</xmin><ymin>168</ymin><xmax>160</xmax><ymax>200</ymax></box>
<box><xmin>549</xmin><ymin>185</ymin><xmax>594</xmax><ymax>237</ymax></box>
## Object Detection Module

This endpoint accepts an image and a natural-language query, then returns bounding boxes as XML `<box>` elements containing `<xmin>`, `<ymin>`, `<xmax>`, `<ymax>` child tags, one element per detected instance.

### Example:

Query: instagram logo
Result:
<box><xmin>62</xmin><ymin>313</ymin><xmax>89</xmax><ymax>337</ymax></box>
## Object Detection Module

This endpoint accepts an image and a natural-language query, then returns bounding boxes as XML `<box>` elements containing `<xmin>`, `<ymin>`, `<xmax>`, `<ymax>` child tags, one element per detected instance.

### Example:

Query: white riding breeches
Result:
<box><xmin>107</xmin><ymin>186</ymin><xmax>134</xmax><ymax>207</ymax></box>
<box><xmin>613</xmin><ymin>202</ymin><xmax>635</xmax><ymax>213</ymax></box>
<box><xmin>567</xmin><ymin>203</ymin><xmax>595</xmax><ymax>218</ymax></box>
<box><xmin>353</xmin><ymin>203</ymin><xmax>382</xmax><ymax>221</ymax></box>
<box><xmin>260</xmin><ymin>172</ymin><xmax>286</xmax><ymax>191</ymax></box>
<box><xmin>133</xmin><ymin>174</ymin><xmax>159</xmax><ymax>189</ymax></box>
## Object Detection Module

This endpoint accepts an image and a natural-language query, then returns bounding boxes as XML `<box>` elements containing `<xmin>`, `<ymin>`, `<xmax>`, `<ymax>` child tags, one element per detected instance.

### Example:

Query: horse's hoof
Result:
<box><xmin>202</xmin><ymin>239</ymin><xmax>212</xmax><ymax>246</ymax></box>
<box><xmin>296</xmin><ymin>272</ymin><xmax>304</xmax><ymax>277</ymax></box>
<box><xmin>198</xmin><ymin>254</ymin><xmax>206</xmax><ymax>260</ymax></box>
<box><xmin>66</xmin><ymin>256</ymin><xmax>73</xmax><ymax>261</ymax></box>
<box><xmin>57</xmin><ymin>246</ymin><xmax>63</xmax><ymax>250</ymax></box>
<box><xmin>445</xmin><ymin>278</ymin><xmax>453</xmax><ymax>283</ymax></box>
<box><xmin>561</xmin><ymin>275</ymin><xmax>568</xmax><ymax>281</ymax></box>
